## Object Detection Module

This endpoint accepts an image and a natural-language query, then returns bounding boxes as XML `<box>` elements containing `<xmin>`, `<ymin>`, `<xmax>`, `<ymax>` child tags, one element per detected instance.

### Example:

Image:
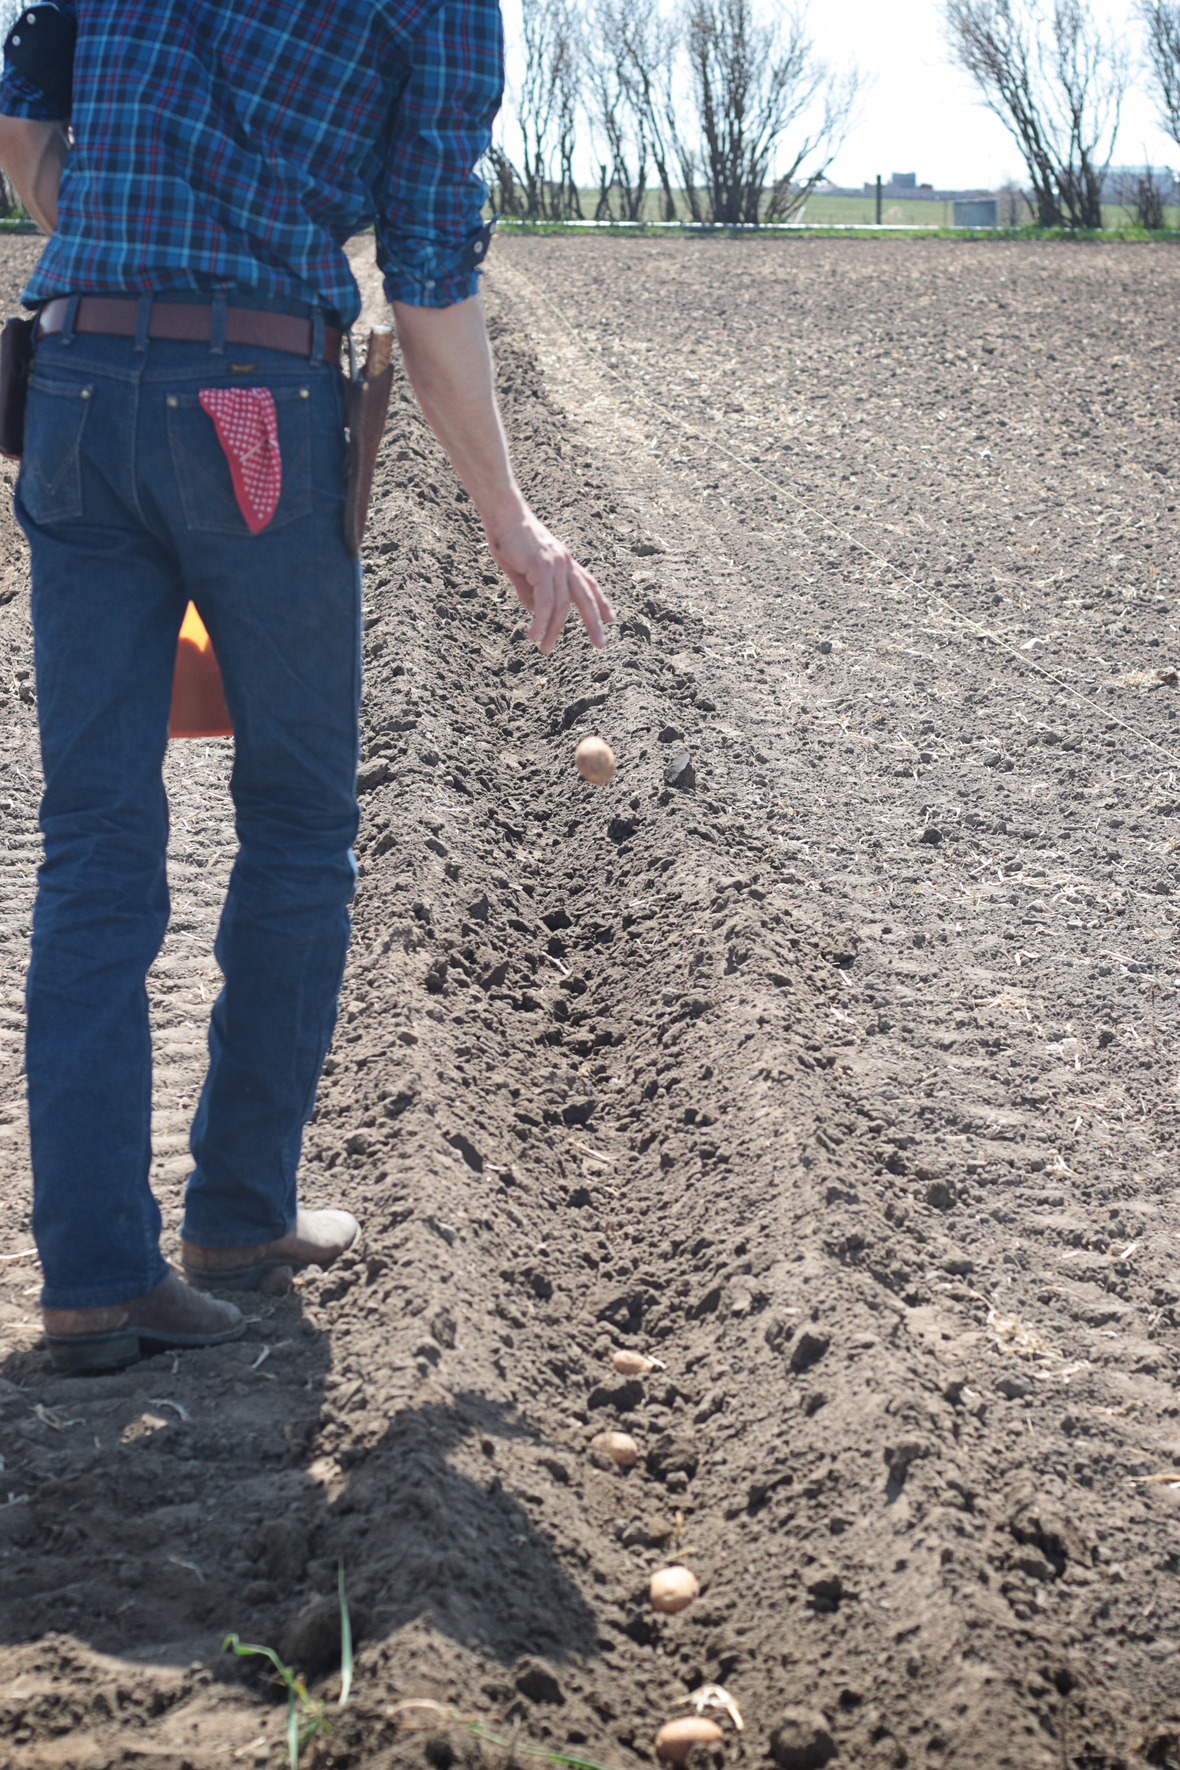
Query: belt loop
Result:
<box><xmin>60</xmin><ymin>294</ymin><xmax>80</xmax><ymax>345</ymax></box>
<box><xmin>309</xmin><ymin>309</ymin><xmax>324</xmax><ymax>366</ymax></box>
<box><xmin>133</xmin><ymin>295</ymin><xmax>152</xmax><ymax>355</ymax></box>
<box><xmin>210</xmin><ymin>295</ymin><xmax>227</xmax><ymax>356</ymax></box>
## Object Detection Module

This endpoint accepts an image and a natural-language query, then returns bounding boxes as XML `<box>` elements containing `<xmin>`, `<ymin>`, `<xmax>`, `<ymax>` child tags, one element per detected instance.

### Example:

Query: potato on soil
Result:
<box><xmin>655</xmin><ymin>1718</ymin><xmax>724</xmax><ymax>1762</ymax></box>
<box><xmin>650</xmin><ymin>1565</ymin><xmax>700</xmax><ymax>1613</ymax></box>
<box><xmin>611</xmin><ymin>1349</ymin><xmax>664</xmax><ymax>1376</ymax></box>
<box><xmin>591</xmin><ymin>1429</ymin><xmax>638</xmax><ymax>1466</ymax></box>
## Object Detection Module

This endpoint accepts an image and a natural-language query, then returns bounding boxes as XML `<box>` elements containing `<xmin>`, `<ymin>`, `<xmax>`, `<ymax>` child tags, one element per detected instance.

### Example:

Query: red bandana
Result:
<box><xmin>198</xmin><ymin>387</ymin><xmax>282</xmax><ymax>534</ymax></box>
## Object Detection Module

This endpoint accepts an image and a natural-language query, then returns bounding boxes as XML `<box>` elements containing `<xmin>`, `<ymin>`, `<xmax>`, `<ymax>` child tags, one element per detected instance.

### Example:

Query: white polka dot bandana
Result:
<box><xmin>198</xmin><ymin>387</ymin><xmax>282</xmax><ymax>534</ymax></box>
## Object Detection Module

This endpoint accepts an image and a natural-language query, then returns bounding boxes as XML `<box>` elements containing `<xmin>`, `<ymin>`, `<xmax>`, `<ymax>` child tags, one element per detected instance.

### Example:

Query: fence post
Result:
<box><xmin>876</xmin><ymin>174</ymin><xmax>882</xmax><ymax>225</ymax></box>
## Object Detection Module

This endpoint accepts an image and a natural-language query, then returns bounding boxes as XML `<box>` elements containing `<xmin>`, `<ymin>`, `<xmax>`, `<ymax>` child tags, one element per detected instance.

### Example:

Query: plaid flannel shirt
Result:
<box><xmin>0</xmin><ymin>0</ymin><xmax>503</xmax><ymax>323</ymax></box>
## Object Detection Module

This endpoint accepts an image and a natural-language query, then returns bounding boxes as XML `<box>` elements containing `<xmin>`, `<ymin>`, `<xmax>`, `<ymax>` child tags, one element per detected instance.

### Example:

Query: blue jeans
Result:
<box><xmin>16</xmin><ymin>299</ymin><xmax>361</xmax><ymax>1310</ymax></box>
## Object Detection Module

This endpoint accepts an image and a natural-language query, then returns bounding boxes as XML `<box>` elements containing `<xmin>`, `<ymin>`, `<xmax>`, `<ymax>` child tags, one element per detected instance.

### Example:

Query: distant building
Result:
<box><xmin>851</xmin><ymin>178</ymin><xmax>994</xmax><ymax>202</ymax></box>
<box><xmin>953</xmin><ymin>198</ymin><xmax>998</xmax><ymax>227</ymax></box>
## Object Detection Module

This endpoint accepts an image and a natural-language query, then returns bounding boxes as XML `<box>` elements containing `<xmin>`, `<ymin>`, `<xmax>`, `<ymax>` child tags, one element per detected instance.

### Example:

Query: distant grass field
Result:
<box><xmin>798</xmin><ymin>193</ymin><xmax>1180</xmax><ymax>228</ymax></box>
<box><xmin>528</xmin><ymin>187</ymin><xmax>1180</xmax><ymax>230</ymax></box>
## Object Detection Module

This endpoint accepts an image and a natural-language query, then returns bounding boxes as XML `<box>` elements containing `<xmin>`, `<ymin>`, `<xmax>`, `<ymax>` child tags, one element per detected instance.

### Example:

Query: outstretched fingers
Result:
<box><xmin>569</xmin><ymin>568</ymin><xmax>612</xmax><ymax>650</ymax></box>
<box><xmin>487</xmin><ymin>510</ymin><xmax>614</xmax><ymax>653</ymax></box>
<box><xmin>525</xmin><ymin>571</ymin><xmax>561</xmax><ymax>653</ymax></box>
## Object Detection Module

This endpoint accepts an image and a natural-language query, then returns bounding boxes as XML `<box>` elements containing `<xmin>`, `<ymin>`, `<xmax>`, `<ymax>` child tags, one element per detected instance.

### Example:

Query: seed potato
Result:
<box><xmin>649</xmin><ymin>1565</ymin><xmax>700</xmax><ymax>1613</ymax></box>
<box><xmin>654</xmin><ymin>1718</ymin><xmax>724</xmax><ymax>1763</ymax></box>
<box><xmin>611</xmin><ymin>1349</ymin><xmax>662</xmax><ymax>1376</ymax></box>
<box><xmin>591</xmin><ymin>1429</ymin><xmax>638</xmax><ymax>1467</ymax></box>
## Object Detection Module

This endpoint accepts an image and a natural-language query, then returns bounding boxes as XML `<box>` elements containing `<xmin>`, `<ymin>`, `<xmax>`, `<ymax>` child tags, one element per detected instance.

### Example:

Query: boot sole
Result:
<box><xmin>46</xmin><ymin>1318</ymin><xmax>246</xmax><ymax>1374</ymax></box>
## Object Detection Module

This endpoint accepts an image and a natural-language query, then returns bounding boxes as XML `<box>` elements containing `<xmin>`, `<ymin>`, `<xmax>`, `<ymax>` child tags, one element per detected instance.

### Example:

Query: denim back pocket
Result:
<box><xmin>166</xmin><ymin>382</ymin><xmax>312</xmax><ymax>535</ymax></box>
<box><xmin>19</xmin><ymin>375</ymin><xmax>93</xmax><ymax>524</ymax></box>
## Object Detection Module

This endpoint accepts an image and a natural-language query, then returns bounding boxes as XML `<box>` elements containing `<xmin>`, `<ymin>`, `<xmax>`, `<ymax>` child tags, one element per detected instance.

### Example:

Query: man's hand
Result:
<box><xmin>0</xmin><ymin>116</ymin><xmax>67</xmax><ymax>234</ymax></box>
<box><xmin>486</xmin><ymin>504</ymin><xmax>613</xmax><ymax>654</ymax></box>
<box><xmin>392</xmin><ymin>294</ymin><xmax>612</xmax><ymax>653</ymax></box>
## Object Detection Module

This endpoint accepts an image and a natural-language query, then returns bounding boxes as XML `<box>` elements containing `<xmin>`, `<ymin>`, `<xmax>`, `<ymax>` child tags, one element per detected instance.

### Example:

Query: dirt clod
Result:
<box><xmin>514</xmin><ymin>1659</ymin><xmax>564</xmax><ymax>1705</ymax></box>
<box><xmin>664</xmin><ymin>750</ymin><xmax>696</xmax><ymax>789</ymax></box>
<box><xmin>279</xmin><ymin>1594</ymin><xmax>367</xmax><ymax>1676</ymax></box>
<box><xmin>789</xmin><ymin>1331</ymin><xmax>830</xmax><ymax>1374</ymax></box>
<box><xmin>645</xmin><ymin>1432</ymin><xmax>699</xmax><ymax>1483</ymax></box>
<box><xmin>769</xmin><ymin>1708</ymin><xmax>837</xmax><ymax>1770</ymax></box>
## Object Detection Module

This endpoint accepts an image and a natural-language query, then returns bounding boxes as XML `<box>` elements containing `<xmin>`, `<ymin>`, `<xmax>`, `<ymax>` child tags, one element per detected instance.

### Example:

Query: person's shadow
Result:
<box><xmin>0</xmin><ymin>1311</ymin><xmax>601</xmax><ymax>1688</ymax></box>
<box><xmin>270</xmin><ymin>1390</ymin><xmax>602</xmax><ymax>1672</ymax></box>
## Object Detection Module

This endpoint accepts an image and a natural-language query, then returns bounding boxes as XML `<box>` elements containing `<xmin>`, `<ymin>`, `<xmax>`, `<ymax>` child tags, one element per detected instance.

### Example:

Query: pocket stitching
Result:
<box><xmin>20</xmin><ymin>381</ymin><xmax>91</xmax><ymax>523</ymax></box>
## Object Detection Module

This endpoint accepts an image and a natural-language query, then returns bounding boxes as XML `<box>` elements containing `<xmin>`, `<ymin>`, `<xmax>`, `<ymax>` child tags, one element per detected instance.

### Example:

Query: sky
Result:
<box><xmin>499</xmin><ymin>0</ymin><xmax>1179</xmax><ymax>193</ymax></box>
<box><xmin>813</xmin><ymin>0</ymin><xmax>1174</xmax><ymax>189</ymax></box>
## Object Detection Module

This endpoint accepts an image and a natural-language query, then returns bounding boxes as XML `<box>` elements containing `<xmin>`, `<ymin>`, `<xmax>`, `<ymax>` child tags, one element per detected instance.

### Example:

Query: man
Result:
<box><xmin>0</xmin><ymin>0</ymin><xmax>611</xmax><ymax>1374</ymax></box>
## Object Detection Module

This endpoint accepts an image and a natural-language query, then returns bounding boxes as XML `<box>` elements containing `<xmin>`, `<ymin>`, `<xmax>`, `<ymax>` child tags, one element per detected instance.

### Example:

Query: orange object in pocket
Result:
<box><xmin>169</xmin><ymin>603</ymin><xmax>232</xmax><ymax>739</ymax></box>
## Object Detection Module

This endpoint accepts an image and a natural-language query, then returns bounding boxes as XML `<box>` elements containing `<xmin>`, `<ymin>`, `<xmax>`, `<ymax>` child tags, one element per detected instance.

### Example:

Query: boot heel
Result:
<box><xmin>46</xmin><ymin>1329</ymin><xmax>142</xmax><ymax>1374</ymax></box>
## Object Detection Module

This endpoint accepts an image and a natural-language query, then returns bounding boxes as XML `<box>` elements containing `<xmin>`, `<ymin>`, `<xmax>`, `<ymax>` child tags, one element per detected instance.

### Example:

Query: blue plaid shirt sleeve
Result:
<box><xmin>375</xmin><ymin>0</ymin><xmax>502</xmax><ymax>308</ymax></box>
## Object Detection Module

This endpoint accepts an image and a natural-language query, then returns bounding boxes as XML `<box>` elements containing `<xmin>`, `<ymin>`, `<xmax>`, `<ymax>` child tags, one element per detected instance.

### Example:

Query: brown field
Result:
<box><xmin>2</xmin><ymin>232</ymin><xmax>1180</xmax><ymax>1769</ymax></box>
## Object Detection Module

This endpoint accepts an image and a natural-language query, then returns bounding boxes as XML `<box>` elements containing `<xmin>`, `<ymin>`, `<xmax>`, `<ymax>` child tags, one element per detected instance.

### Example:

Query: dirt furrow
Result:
<box><xmin>1</xmin><ymin>235</ymin><xmax>1178</xmax><ymax>1770</ymax></box>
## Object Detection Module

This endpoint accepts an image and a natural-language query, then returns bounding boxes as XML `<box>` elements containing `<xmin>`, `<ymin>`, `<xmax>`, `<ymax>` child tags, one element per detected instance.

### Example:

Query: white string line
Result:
<box><xmin>492</xmin><ymin>258</ymin><xmax>1180</xmax><ymax>772</ymax></box>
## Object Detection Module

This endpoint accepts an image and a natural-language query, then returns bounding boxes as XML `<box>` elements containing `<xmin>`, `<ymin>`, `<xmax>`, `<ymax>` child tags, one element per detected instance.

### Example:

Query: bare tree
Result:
<box><xmin>995</xmin><ymin>176</ymin><xmax>1035</xmax><ymax>221</ymax></box>
<box><xmin>516</xmin><ymin>0</ymin><xmax>559</xmax><ymax>218</ymax></box>
<box><xmin>680</xmin><ymin>0</ymin><xmax>863</xmax><ymax>225</ymax></box>
<box><xmin>662</xmin><ymin>76</ymin><xmax>706</xmax><ymax>221</ymax></box>
<box><xmin>501</xmin><ymin>0</ymin><xmax>585</xmax><ymax>220</ymax></box>
<box><xmin>1107</xmin><ymin>161</ymin><xmax>1170</xmax><ymax>225</ymax></box>
<box><xmin>548</xmin><ymin>1</ymin><xmax>584</xmax><ymax>219</ymax></box>
<box><xmin>633</xmin><ymin>25</ymin><xmax>709</xmax><ymax>221</ymax></box>
<box><xmin>610</xmin><ymin>0</ymin><xmax>683</xmax><ymax>220</ymax></box>
<box><xmin>763</xmin><ymin>65</ymin><xmax>863</xmax><ymax>221</ymax></box>
<box><xmin>594</xmin><ymin>160</ymin><xmax>613</xmax><ymax>219</ymax></box>
<box><xmin>943</xmin><ymin>0</ymin><xmax>1128</xmax><ymax>228</ymax></box>
<box><xmin>1132</xmin><ymin>164</ymin><xmax>1167</xmax><ymax>224</ymax></box>
<box><xmin>482</xmin><ymin>141</ymin><xmax>526</xmax><ymax>217</ymax></box>
<box><xmin>1140</xmin><ymin>0</ymin><xmax>1180</xmax><ymax>148</ymax></box>
<box><xmin>586</xmin><ymin>0</ymin><xmax>650</xmax><ymax>221</ymax></box>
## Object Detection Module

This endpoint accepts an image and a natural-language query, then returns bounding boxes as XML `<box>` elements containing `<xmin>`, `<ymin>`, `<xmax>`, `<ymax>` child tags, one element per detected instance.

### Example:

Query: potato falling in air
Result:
<box><xmin>591</xmin><ymin>1429</ymin><xmax>638</xmax><ymax>1467</ymax></box>
<box><xmin>655</xmin><ymin>1719</ymin><xmax>724</xmax><ymax>1763</ymax></box>
<box><xmin>650</xmin><ymin>1566</ymin><xmax>700</xmax><ymax>1614</ymax></box>
<box><xmin>574</xmin><ymin>734</ymin><xmax>616</xmax><ymax>785</ymax></box>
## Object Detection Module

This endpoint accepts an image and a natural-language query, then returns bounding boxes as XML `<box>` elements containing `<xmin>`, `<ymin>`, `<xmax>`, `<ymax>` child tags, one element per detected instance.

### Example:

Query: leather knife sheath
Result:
<box><xmin>342</xmin><ymin>327</ymin><xmax>394</xmax><ymax>558</ymax></box>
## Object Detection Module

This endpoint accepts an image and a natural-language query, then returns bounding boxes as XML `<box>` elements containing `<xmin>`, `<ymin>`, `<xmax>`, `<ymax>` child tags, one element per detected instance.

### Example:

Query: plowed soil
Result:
<box><xmin>2</xmin><ymin>232</ymin><xmax>1180</xmax><ymax>1770</ymax></box>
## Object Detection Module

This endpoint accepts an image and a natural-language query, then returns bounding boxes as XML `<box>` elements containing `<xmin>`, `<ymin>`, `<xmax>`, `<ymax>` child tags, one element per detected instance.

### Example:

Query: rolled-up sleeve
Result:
<box><xmin>375</xmin><ymin>0</ymin><xmax>503</xmax><ymax>308</ymax></box>
<box><xmin>0</xmin><ymin>0</ymin><xmax>76</xmax><ymax>118</ymax></box>
<box><xmin>0</xmin><ymin>65</ymin><xmax>59</xmax><ymax>118</ymax></box>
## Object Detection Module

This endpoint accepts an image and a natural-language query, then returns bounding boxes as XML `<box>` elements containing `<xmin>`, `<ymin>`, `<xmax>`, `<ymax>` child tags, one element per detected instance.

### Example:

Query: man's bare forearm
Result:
<box><xmin>391</xmin><ymin>295</ymin><xmax>526</xmax><ymax>544</ymax></box>
<box><xmin>0</xmin><ymin>116</ymin><xmax>68</xmax><ymax>234</ymax></box>
<box><xmin>391</xmin><ymin>293</ymin><xmax>613</xmax><ymax>653</ymax></box>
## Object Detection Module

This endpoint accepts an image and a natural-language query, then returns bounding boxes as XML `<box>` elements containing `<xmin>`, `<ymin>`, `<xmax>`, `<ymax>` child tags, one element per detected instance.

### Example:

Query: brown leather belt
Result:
<box><xmin>36</xmin><ymin>296</ymin><xmax>344</xmax><ymax>364</ymax></box>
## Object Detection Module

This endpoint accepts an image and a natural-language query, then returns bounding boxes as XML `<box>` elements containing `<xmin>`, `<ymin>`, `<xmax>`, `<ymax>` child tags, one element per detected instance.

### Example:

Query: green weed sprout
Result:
<box><xmin>338</xmin><ymin>1559</ymin><xmax>353</xmax><ymax>1707</ymax></box>
<box><xmin>223</xmin><ymin>1562</ymin><xmax>354</xmax><ymax>1768</ymax></box>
